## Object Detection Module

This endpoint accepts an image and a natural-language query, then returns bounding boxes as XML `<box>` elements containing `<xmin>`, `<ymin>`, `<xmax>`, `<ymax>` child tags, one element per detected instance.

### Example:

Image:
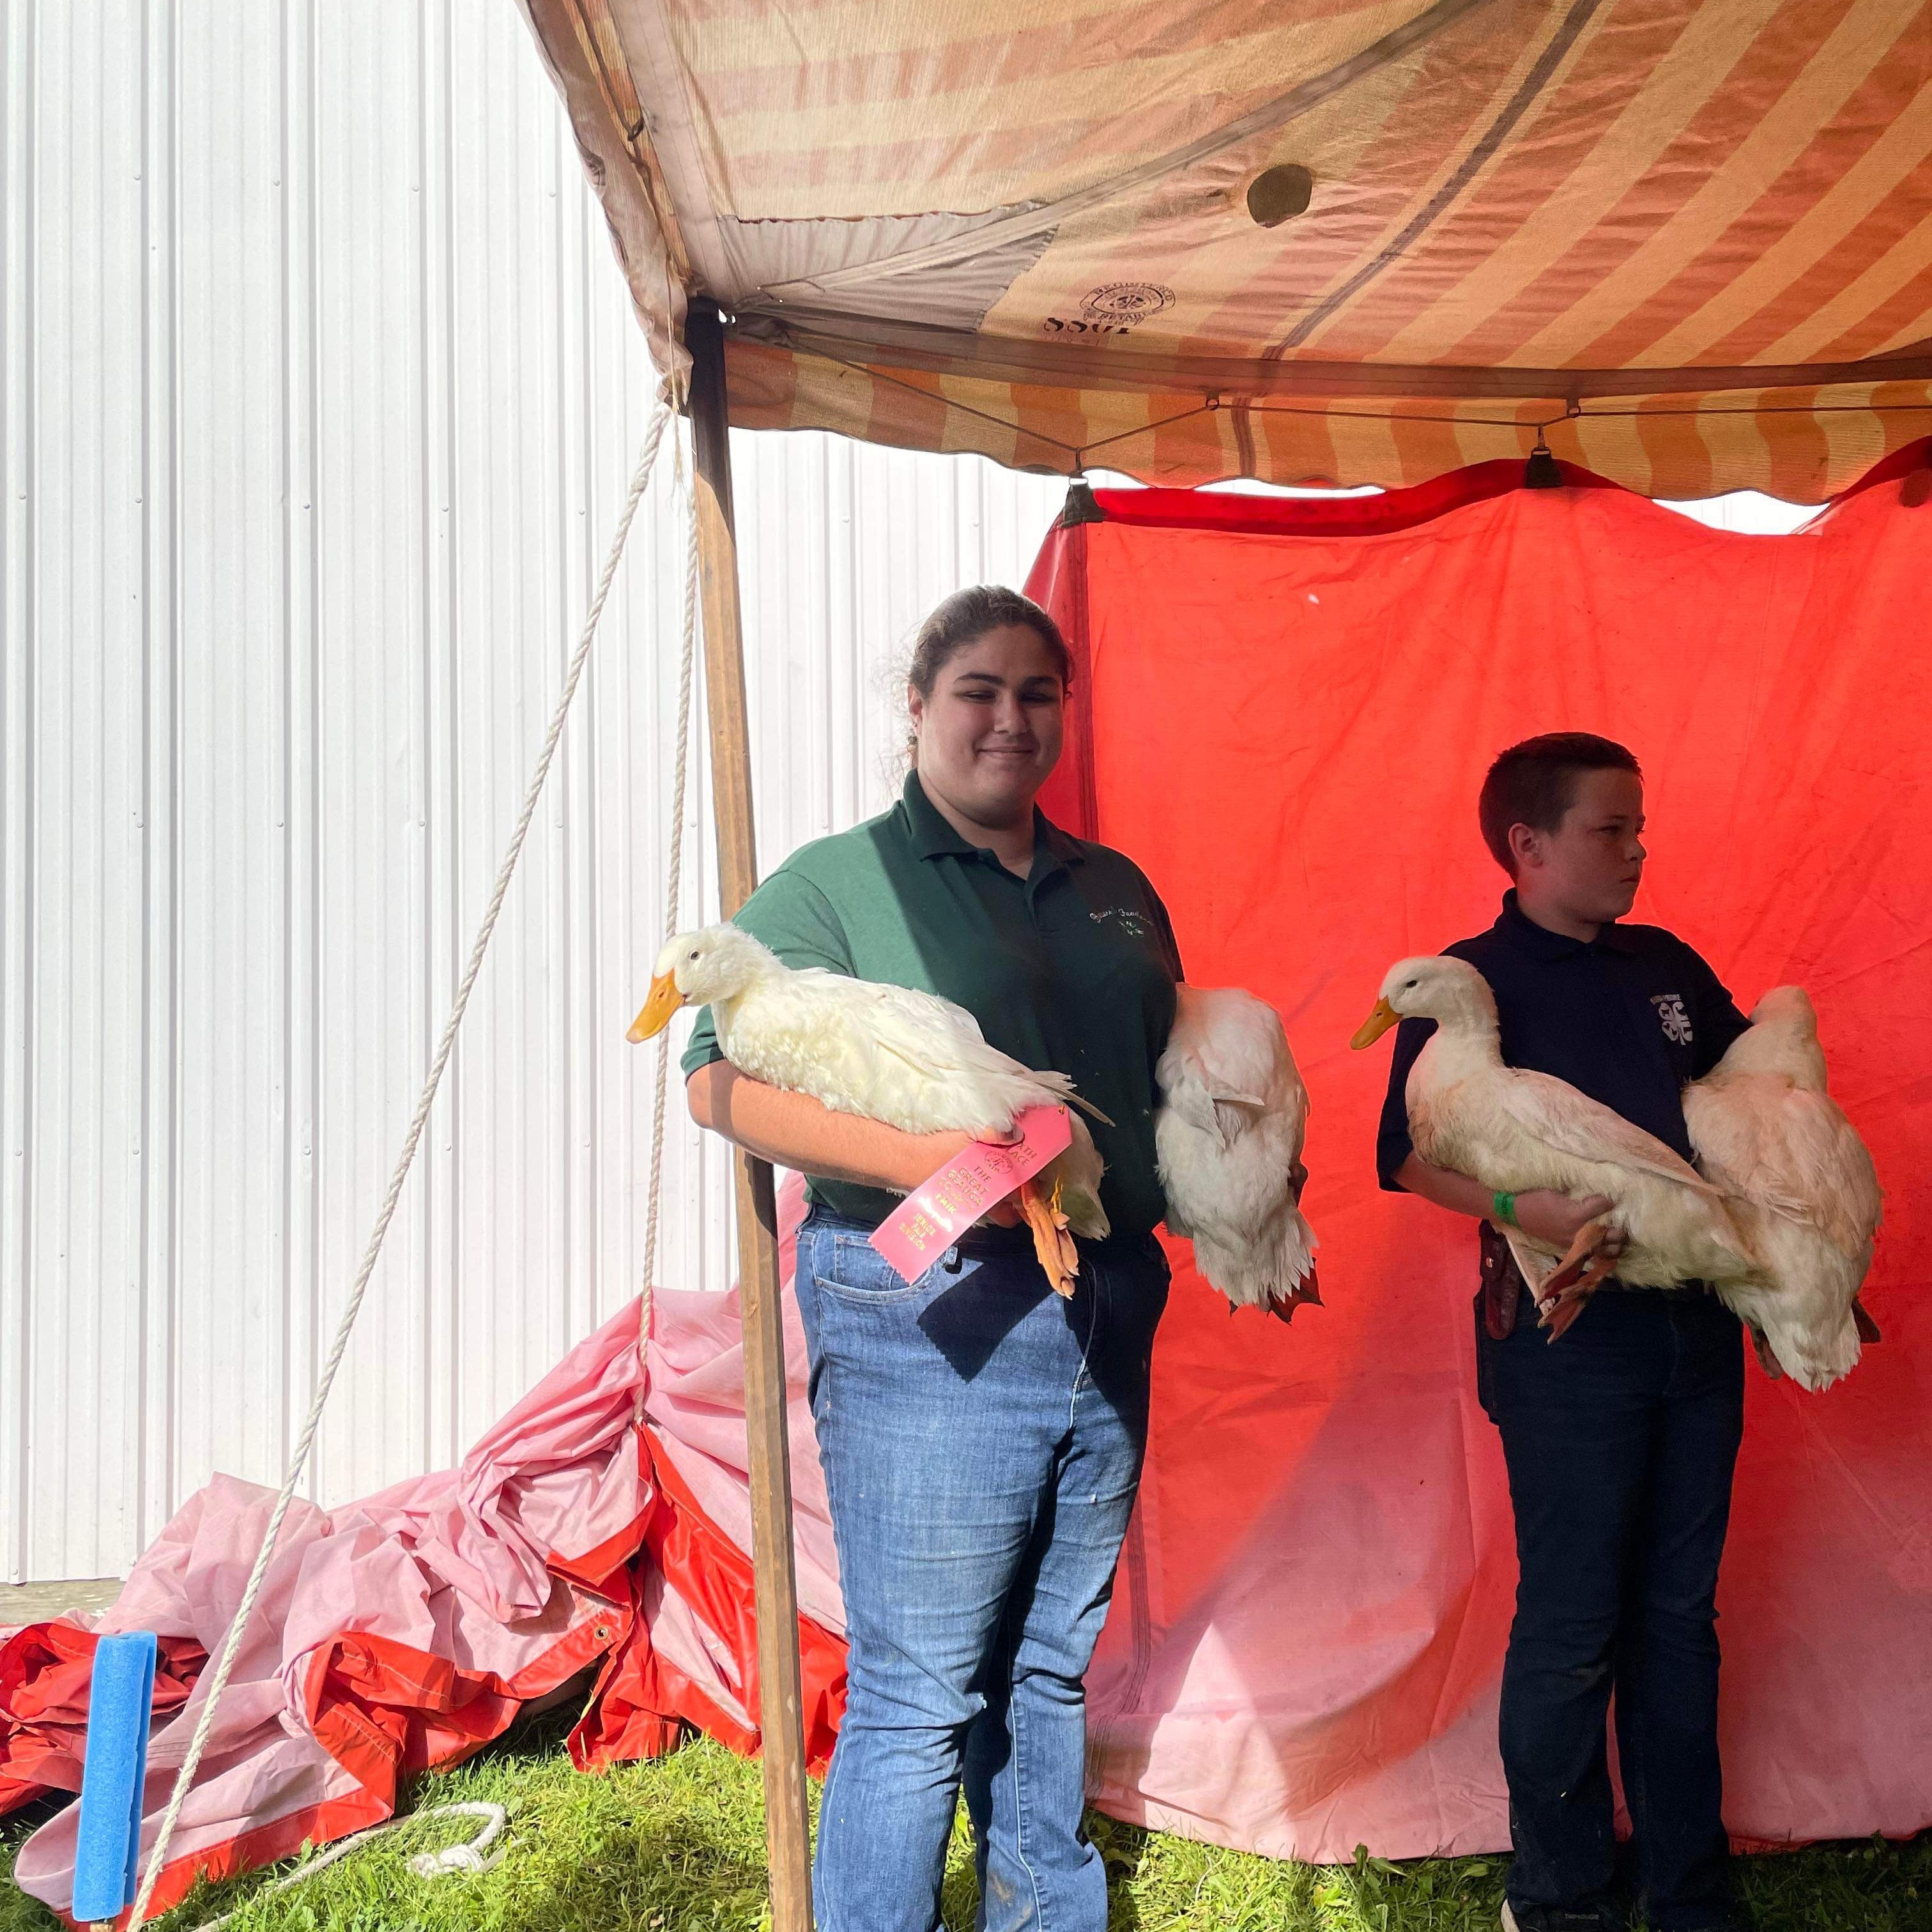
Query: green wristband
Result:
<box><xmin>1493</xmin><ymin>1191</ymin><xmax>1519</xmax><ymax>1228</ymax></box>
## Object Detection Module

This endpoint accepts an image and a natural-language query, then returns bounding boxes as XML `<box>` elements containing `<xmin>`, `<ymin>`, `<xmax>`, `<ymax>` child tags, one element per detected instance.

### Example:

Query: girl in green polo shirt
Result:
<box><xmin>684</xmin><ymin>585</ymin><xmax>1181</xmax><ymax>1932</ymax></box>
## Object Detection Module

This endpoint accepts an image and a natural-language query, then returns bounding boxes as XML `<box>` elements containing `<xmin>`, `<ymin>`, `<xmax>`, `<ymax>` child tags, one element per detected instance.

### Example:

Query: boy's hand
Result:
<box><xmin>1514</xmin><ymin>1190</ymin><xmax>1627</xmax><ymax>1260</ymax></box>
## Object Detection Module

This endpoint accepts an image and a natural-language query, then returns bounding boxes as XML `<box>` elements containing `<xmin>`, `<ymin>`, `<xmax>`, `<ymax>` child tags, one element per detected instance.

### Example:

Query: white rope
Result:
<box><xmin>633</xmin><ymin>420</ymin><xmax>703</xmax><ymax>1422</ymax></box>
<box><xmin>183</xmin><ymin>1803</ymin><xmax>509</xmax><ymax>1931</ymax></box>
<box><xmin>404</xmin><ymin>1800</ymin><xmax>508</xmax><ymax>1877</ymax></box>
<box><xmin>121</xmin><ymin>408</ymin><xmax>670</xmax><ymax>1931</ymax></box>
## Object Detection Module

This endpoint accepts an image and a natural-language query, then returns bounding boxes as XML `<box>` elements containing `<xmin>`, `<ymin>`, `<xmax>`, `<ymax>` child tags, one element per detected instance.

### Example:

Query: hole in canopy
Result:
<box><xmin>1247</xmin><ymin>164</ymin><xmax>1315</xmax><ymax>227</ymax></box>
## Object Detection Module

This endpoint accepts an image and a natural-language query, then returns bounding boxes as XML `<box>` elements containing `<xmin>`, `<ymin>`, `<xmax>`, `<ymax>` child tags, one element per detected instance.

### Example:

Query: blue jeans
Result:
<box><xmin>794</xmin><ymin>1208</ymin><xmax>1170</xmax><ymax>1932</ymax></box>
<box><xmin>1476</xmin><ymin>1287</ymin><xmax>1746</xmax><ymax>1932</ymax></box>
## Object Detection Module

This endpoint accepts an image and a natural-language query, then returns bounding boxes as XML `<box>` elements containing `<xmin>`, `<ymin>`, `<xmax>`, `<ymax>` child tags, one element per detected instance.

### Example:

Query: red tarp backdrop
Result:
<box><xmin>1029</xmin><ymin>450</ymin><xmax>1932</xmax><ymax>1858</ymax></box>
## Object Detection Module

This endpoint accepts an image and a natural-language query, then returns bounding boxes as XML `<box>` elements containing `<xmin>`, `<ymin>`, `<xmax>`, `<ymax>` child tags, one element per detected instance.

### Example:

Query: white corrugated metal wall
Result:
<box><xmin>0</xmin><ymin>0</ymin><xmax>1066</xmax><ymax>1582</ymax></box>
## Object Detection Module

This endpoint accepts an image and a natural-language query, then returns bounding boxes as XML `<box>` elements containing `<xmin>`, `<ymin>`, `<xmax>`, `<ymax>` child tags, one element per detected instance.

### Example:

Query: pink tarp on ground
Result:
<box><xmin>0</xmin><ymin>1214</ymin><xmax>851</xmax><ymax>1924</ymax></box>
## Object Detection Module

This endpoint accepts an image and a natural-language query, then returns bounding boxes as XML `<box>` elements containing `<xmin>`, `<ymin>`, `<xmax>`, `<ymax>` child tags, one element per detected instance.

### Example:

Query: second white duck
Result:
<box><xmin>1683</xmin><ymin>985</ymin><xmax>1882</xmax><ymax>1390</ymax></box>
<box><xmin>1155</xmin><ymin>985</ymin><xmax>1320</xmax><ymax>1319</ymax></box>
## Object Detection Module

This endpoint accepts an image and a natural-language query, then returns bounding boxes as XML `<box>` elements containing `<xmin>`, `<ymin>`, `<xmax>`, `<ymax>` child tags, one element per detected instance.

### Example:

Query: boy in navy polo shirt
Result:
<box><xmin>1377</xmin><ymin>734</ymin><xmax>1752</xmax><ymax>1932</ymax></box>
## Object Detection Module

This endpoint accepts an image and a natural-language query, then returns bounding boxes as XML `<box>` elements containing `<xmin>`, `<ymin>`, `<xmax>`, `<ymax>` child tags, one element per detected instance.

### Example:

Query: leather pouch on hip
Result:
<box><xmin>1477</xmin><ymin>1220</ymin><xmax>1526</xmax><ymax>1340</ymax></box>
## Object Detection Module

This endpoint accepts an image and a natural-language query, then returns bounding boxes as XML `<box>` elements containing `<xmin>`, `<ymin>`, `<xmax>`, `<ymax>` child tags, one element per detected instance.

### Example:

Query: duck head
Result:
<box><xmin>627</xmin><ymin>923</ymin><xmax>780</xmax><ymax>1042</ymax></box>
<box><xmin>1721</xmin><ymin>983</ymin><xmax>1828</xmax><ymax>1089</ymax></box>
<box><xmin>1749</xmin><ymin>984</ymin><xmax>1816</xmax><ymax>1032</ymax></box>
<box><xmin>1350</xmin><ymin>955</ymin><xmax>1499</xmax><ymax>1050</ymax></box>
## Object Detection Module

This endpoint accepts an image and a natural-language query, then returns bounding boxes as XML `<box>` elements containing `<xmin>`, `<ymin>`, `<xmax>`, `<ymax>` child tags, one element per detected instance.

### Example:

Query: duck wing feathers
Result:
<box><xmin>808</xmin><ymin>972</ymin><xmax>989</xmax><ymax>1071</ymax></box>
<box><xmin>767</xmin><ymin>969</ymin><xmax>1087</xmax><ymax>1129</ymax></box>
<box><xmin>1493</xmin><ymin>1068</ymin><xmax>1727</xmax><ymax>1196</ymax></box>
<box><xmin>1683</xmin><ymin>1076</ymin><xmax>1881</xmax><ymax>1257</ymax></box>
<box><xmin>1159</xmin><ymin>1075</ymin><xmax>1269</xmax><ymax>1149</ymax></box>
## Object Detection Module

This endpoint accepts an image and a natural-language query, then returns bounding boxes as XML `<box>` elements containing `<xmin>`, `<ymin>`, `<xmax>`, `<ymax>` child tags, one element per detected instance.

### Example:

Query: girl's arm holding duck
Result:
<box><xmin>686</xmin><ymin>1062</ymin><xmax>1022</xmax><ymax>1222</ymax></box>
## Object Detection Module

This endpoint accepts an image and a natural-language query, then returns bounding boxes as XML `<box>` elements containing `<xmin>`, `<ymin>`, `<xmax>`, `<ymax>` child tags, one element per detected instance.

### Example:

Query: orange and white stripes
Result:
<box><xmin>521</xmin><ymin>0</ymin><xmax>1932</xmax><ymax>500</ymax></box>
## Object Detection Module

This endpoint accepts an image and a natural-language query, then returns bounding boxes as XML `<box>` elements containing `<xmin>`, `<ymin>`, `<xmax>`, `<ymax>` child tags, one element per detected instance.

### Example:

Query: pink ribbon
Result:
<box><xmin>869</xmin><ymin>1105</ymin><xmax>1075</xmax><ymax>1284</ymax></box>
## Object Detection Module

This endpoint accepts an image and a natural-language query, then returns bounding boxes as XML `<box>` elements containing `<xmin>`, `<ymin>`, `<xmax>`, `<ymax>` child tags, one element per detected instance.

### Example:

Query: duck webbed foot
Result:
<box><xmin>1534</xmin><ymin>1215</ymin><xmax>1620</xmax><ymax>1339</ymax></box>
<box><xmin>1018</xmin><ymin>1174</ymin><xmax>1079</xmax><ymax>1298</ymax></box>
<box><xmin>1266</xmin><ymin>1264</ymin><xmax>1322</xmax><ymax>1326</ymax></box>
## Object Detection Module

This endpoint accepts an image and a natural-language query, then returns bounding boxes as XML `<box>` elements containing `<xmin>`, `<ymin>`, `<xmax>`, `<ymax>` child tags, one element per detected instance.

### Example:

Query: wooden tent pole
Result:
<box><xmin>685</xmin><ymin>298</ymin><xmax>815</xmax><ymax>1932</ymax></box>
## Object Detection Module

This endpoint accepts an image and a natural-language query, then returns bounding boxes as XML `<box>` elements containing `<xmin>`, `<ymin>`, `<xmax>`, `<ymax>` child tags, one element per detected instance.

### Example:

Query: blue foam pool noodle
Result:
<box><xmin>73</xmin><ymin>1630</ymin><xmax>158</xmax><ymax>1922</ymax></box>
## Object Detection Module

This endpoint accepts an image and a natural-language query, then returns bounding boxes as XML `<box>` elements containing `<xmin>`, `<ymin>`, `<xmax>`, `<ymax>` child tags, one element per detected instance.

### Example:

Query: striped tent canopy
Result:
<box><xmin>518</xmin><ymin>0</ymin><xmax>1932</xmax><ymax>500</ymax></box>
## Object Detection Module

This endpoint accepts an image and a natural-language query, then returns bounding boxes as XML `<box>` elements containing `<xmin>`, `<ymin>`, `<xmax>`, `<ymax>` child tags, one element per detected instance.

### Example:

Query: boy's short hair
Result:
<box><xmin>1478</xmin><ymin>733</ymin><xmax>1643</xmax><ymax>875</ymax></box>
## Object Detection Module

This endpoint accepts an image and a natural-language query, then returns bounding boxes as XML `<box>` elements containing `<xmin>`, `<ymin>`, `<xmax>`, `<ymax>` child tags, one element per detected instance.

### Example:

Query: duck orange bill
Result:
<box><xmin>1350</xmin><ymin>997</ymin><xmax>1400</xmax><ymax>1050</ymax></box>
<box><xmin>627</xmin><ymin>972</ymin><xmax>683</xmax><ymax>1043</ymax></box>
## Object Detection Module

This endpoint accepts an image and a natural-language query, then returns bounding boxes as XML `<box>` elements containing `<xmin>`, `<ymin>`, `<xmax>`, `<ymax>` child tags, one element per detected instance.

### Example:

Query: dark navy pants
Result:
<box><xmin>1476</xmin><ymin>1287</ymin><xmax>1745</xmax><ymax>1931</ymax></box>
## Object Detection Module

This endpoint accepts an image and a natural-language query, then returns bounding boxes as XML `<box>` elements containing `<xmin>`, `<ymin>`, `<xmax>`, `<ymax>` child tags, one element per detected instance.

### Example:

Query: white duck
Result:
<box><xmin>1155</xmin><ymin>986</ymin><xmax>1320</xmax><ymax>1320</ymax></box>
<box><xmin>1682</xmin><ymin>985</ymin><xmax>1883</xmax><ymax>1390</ymax></box>
<box><xmin>628</xmin><ymin>923</ymin><xmax>1108</xmax><ymax>1294</ymax></box>
<box><xmin>1351</xmin><ymin>956</ymin><xmax>1762</xmax><ymax>1334</ymax></box>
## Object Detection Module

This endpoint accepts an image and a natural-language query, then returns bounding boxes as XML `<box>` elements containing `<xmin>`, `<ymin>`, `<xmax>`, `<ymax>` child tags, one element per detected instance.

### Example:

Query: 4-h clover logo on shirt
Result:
<box><xmin>1652</xmin><ymin>992</ymin><xmax>1693</xmax><ymax>1045</ymax></box>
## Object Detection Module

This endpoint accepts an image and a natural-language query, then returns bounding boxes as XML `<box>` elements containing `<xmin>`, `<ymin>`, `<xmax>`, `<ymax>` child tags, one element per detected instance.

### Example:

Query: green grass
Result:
<box><xmin>3</xmin><ymin>1713</ymin><xmax>1926</xmax><ymax>1931</ymax></box>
